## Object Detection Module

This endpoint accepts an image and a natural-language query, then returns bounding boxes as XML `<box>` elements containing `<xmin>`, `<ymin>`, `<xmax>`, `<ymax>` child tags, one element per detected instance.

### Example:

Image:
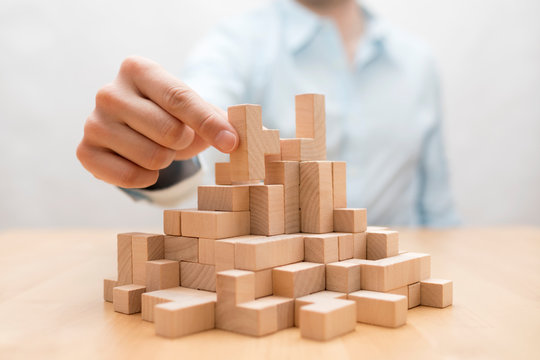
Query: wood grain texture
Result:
<box><xmin>145</xmin><ymin>260</ymin><xmax>180</xmax><ymax>292</ymax></box>
<box><xmin>113</xmin><ymin>284</ymin><xmax>146</xmax><ymax>315</ymax></box>
<box><xmin>304</xmin><ymin>233</ymin><xmax>339</xmax><ymax>264</ymax></box>
<box><xmin>255</xmin><ymin>269</ymin><xmax>273</xmax><ymax>299</ymax></box>
<box><xmin>180</xmin><ymin>210</ymin><xmax>250</xmax><ymax>239</ymax></box>
<box><xmin>141</xmin><ymin>287</ymin><xmax>216</xmax><ymax>322</ymax></box>
<box><xmin>103</xmin><ymin>278</ymin><xmax>117</xmax><ymax>302</ymax></box>
<box><xmin>214</xmin><ymin>162</ymin><xmax>232</xmax><ymax>185</ymax></box>
<box><xmin>352</xmin><ymin>232</ymin><xmax>367</xmax><ymax>259</ymax></box>
<box><xmin>366</xmin><ymin>230</ymin><xmax>399</xmax><ymax>260</ymax></box>
<box><xmin>408</xmin><ymin>282</ymin><xmax>421</xmax><ymax>309</ymax></box>
<box><xmin>214</xmin><ymin>235</ymin><xmax>264</xmax><ymax>272</ymax></box>
<box><xmin>235</xmin><ymin>234</ymin><xmax>304</xmax><ymax>271</ymax></box>
<box><xmin>265</xmin><ymin>161</ymin><xmax>300</xmax><ymax>234</ymax></box>
<box><xmin>347</xmin><ymin>290</ymin><xmax>407</xmax><ymax>328</ymax></box>
<box><xmin>333</xmin><ymin>208</ymin><xmax>367</xmax><ymax>233</ymax></box>
<box><xmin>164</xmin><ymin>235</ymin><xmax>198</xmax><ymax>262</ymax></box>
<box><xmin>332</xmin><ymin>161</ymin><xmax>347</xmax><ymax>209</ymax></box>
<box><xmin>198</xmin><ymin>238</ymin><xmax>215</xmax><ymax>265</ymax></box>
<box><xmin>294</xmin><ymin>291</ymin><xmax>347</xmax><ymax>327</ymax></box>
<box><xmin>198</xmin><ymin>185</ymin><xmax>250</xmax><ymax>212</ymax></box>
<box><xmin>180</xmin><ymin>262</ymin><xmax>216</xmax><ymax>292</ymax></box>
<box><xmin>163</xmin><ymin>210</ymin><xmax>182</xmax><ymax>236</ymax></box>
<box><xmin>272</xmin><ymin>262</ymin><xmax>325</xmax><ymax>298</ymax></box>
<box><xmin>249</xmin><ymin>185</ymin><xmax>285</xmax><ymax>236</ymax></box>
<box><xmin>299</xmin><ymin>299</ymin><xmax>356</xmax><ymax>341</ymax></box>
<box><xmin>420</xmin><ymin>279</ymin><xmax>453</xmax><ymax>308</ymax></box>
<box><xmin>154</xmin><ymin>298</ymin><xmax>215</xmax><ymax>338</ymax></box>
<box><xmin>300</xmin><ymin>161</ymin><xmax>333</xmax><ymax>233</ymax></box>
<box><xmin>216</xmin><ymin>269</ymin><xmax>255</xmax><ymax>306</ymax></box>
<box><xmin>325</xmin><ymin>261</ymin><xmax>361</xmax><ymax>294</ymax></box>
<box><xmin>131</xmin><ymin>234</ymin><xmax>164</xmax><ymax>286</ymax></box>
<box><xmin>117</xmin><ymin>232</ymin><xmax>139</xmax><ymax>285</ymax></box>
<box><xmin>336</xmin><ymin>233</ymin><xmax>353</xmax><ymax>260</ymax></box>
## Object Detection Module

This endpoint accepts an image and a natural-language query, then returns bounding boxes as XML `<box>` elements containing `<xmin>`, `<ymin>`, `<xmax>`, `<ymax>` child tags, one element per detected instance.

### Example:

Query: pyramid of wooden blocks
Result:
<box><xmin>103</xmin><ymin>94</ymin><xmax>453</xmax><ymax>340</ymax></box>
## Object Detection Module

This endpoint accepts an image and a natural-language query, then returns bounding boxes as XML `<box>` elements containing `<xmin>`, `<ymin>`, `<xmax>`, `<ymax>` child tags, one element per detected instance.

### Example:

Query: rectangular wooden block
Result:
<box><xmin>249</xmin><ymin>184</ymin><xmax>285</xmax><ymax>235</ymax></box>
<box><xmin>367</xmin><ymin>230</ymin><xmax>399</xmax><ymax>260</ymax></box>
<box><xmin>386</xmin><ymin>285</ymin><xmax>408</xmax><ymax>298</ymax></box>
<box><xmin>336</xmin><ymin>233</ymin><xmax>353</xmax><ymax>260</ymax></box>
<box><xmin>154</xmin><ymin>298</ymin><xmax>215</xmax><ymax>338</ymax></box>
<box><xmin>299</xmin><ymin>299</ymin><xmax>356</xmax><ymax>341</ymax></box>
<box><xmin>141</xmin><ymin>286</ymin><xmax>216</xmax><ymax>322</ymax></box>
<box><xmin>352</xmin><ymin>232</ymin><xmax>367</xmax><ymax>259</ymax></box>
<box><xmin>181</xmin><ymin>210</ymin><xmax>250</xmax><ymax>239</ymax></box>
<box><xmin>113</xmin><ymin>284</ymin><xmax>146</xmax><ymax>315</ymax></box>
<box><xmin>304</xmin><ymin>233</ymin><xmax>338</xmax><ymax>264</ymax></box>
<box><xmin>272</xmin><ymin>262</ymin><xmax>325</xmax><ymax>298</ymax></box>
<box><xmin>164</xmin><ymin>235</ymin><xmax>198</xmax><ymax>262</ymax></box>
<box><xmin>420</xmin><ymin>279</ymin><xmax>453</xmax><ymax>308</ymax></box>
<box><xmin>103</xmin><ymin>278</ymin><xmax>118</xmax><ymax>302</ymax></box>
<box><xmin>215</xmin><ymin>162</ymin><xmax>232</xmax><ymax>185</ymax></box>
<box><xmin>264</xmin><ymin>161</ymin><xmax>300</xmax><ymax>234</ymax></box>
<box><xmin>333</xmin><ymin>208</ymin><xmax>367</xmax><ymax>233</ymax></box>
<box><xmin>348</xmin><ymin>290</ymin><xmax>407</xmax><ymax>328</ymax></box>
<box><xmin>408</xmin><ymin>282</ymin><xmax>421</xmax><ymax>308</ymax></box>
<box><xmin>216</xmin><ymin>269</ymin><xmax>255</xmax><ymax>306</ymax></box>
<box><xmin>163</xmin><ymin>210</ymin><xmax>182</xmax><ymax>236</ymax></box>
<box><xmin>325</xmin><ymin>261</ymin><xmax>361</xmax><ymax>294</ymax></box>
<box><xmin>117</xmin><ymin>233</ymin><xmax>139</xmax><ymax>285</ymax></box>
<box><xmin>332</xmin><ymin>161</ymin><xmax>347</xmax><ymax>208</ymax></box>
<box><xmin>214</xmin><ymin>235</ymin><xmax>264</xmax><ymax>272</ymax></box>
<box><xmin>235</xmin><ymin>234</ymin><xmax>304</xmax><ymax>271</ymax></box>
<box><xmin>198</xmin><ymin>238</ymin><xmax>215</xmax><ymax>265</ymax></box>
<box><xmin>294</xmin><ymin>291</ymin><xmax>347</xmax><ymax>327</ymax></box>
<box><xmin>294</xmin><ymin>94</ymin><xmax>327</xmax><ymax>160</ymax></box>
<box><xmin>198</xmin><ymin>185</ymin><xmax>249</xmax><ymax>211</ymax></box>
<box><xmin>181</xmin><ymin>262</ymin><xmax>216</xmax><ymax>291</ymax></box>
<box><xmin>146</xmin><ymin>260</ymin><xmax>180</xmax><ymax>292</ymax></box>
<box><xmin>300</xmin><ymin>161</ymin><xmax>333</xmax><ymax>233</ymax></box>
<box><xmin>251</xmin><ymin>296</ymin><xmax>294</xmax><ymax>330</ymax></box>
<box><xmin>132</xmin><ymin>234</ymin><xmax>164</xmax><ymax>286</ymax></box>
<box><xmin>217</xmin><ymin>300</ymin><xmax>278</xmax><ymax>337</ymax></box>
<box><xmin>255</xmin><ymin>269</ymin><xmax>273</xmax><ymax>299</ymax></box>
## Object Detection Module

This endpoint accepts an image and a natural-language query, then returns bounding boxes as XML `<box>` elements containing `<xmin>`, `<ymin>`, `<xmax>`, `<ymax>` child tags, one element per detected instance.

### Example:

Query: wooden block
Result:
<box><xmin>386</xmin><ymin>285</ymin><xmax>408</xmax><ymax>298</ymax></box>
<box><xmin>408</xmin><ymin>282</ymin><xmax>421</xmax><ymax>309</ymax></box>
<box><xmin>336</xmin><ymin>233</ymin><xmax>353</xmax><ymax>260</ymax></box>
<box><xmin>164</xmin><ymin>235</ymin><xmax>198</xmax><ymax>262</ymax></box>
<box><xmin>249</xmin><ymin>184</ymin><xmax>284</xmax><ymax>235</ymax></box>
<box><xmin>198</xmin><ymin>185</ymin><xmax>249</xmax><ymax>211</ymax></box>
<box><xmin>253</xmin><ymin>296</ymin><xmax>295</xmax><ymax>330</ymax></box>
<box><xmin>216</xmin><ymin>269</ymin><xmax>255</xmax><ymax>306</ymax></box>
<box><xmin>333</xmin><ymin>208</ymin><xmax>367</xmax><ymax>233</ymax></box>
<box><xmin>117</xmin><ymin>232</ymin><xmax>139</xmax><ymax>285</ymax></box>
<box><xmin>103</xmin><ymin>278</ymin><xmax>118</xmax><ymax>302</ymax></box>
<box><xmin>367</xmin><ymin>226</ymin><xmax>389</xmax><ymax>232</ymax></box>
<box><xmin>294</xmin><ymin>291</ymin><xmax>347</xmax><ymax>326</ymax></box>
<box><xmin>141</xmin><ymin>286</ymin><xmax>216</xmax><ymax>322</ymax></box>
<box><xmin>228</xmin><ymin>104</ymin><xmax>281</xmax><ymax>182</ymax></box>
<box><xmin>272</xmin><ymin>262</ymin><xmax>325</xmax><ymax>298</ymax></box>
<box><xmin>299</xmin><ymin>299</ymin><xmax>356</xmax><ymax>341</ymax></box>
<box><xmin>180</xmin><ymin>210</ymin><xmax>250</xmax><ymax>239</ymax></box>
<box><xmin>347</xmin><ymin>290</ymin><xmax>407</xmax><ymax>328</ymax></box>
<box><xmin>255</xmin><ymin>269</ymin><xmax>273</xmax><ymax>298</ymax></box>
<box><xmin>180</xmin><ymin>262</ymin><xmax>216</xmax><ymax>291</ymax></box>
<box><xmin>367</xmin><ymin>230</ymin><xmax>399</xmax><ymax>260</ymax></box>
<box><xmin>163</xmin><ymin>210</ymin><xmax>182</xmax><ymax>236</ymax></box>
<box><xmin>325</xmin><ymin>261</ymin><xmax>361</xmax><ymax>294</ymax></box>
<box><xmin>300</xmin><ymin>161</ymin><xmax>333</xmax><ymax>233</ymax></box>
<box><xmin>332</xmin><ymin>161</ymin><xmax>347</xmax><ymax>208</ymax></box>
<box><xmin>360</xmin><ymin>253</ymin><xmax>431</xmax><ymax>292</ymax></box>
<box><xmin>217</xmin><ymin>300</ymin><xmax>278</xmax><ymax>337</ymax></box>
<box><xmin>214</xmin><ymin>235</ymin><xmax>264</xmax><ymax>272</ymax></box>
<box><xmin>235</xmin><ymin>234</ymin><xmax>304</xmax><ymax>271</ymax></box>
<box><xmin>154</xmin><ymin>298</ymin><xmax>215</xmax><ymax>338</ymax></box>
<box><xmin>420</xmin><ymin>279</ymin><xmax>453</xmax><ymax>308</ymax></box>
<box><xmin>198</xmin><ymin>238</ymin><xmax>215</xmax><ymax>265</ymax></box>
<box><xmin>352</xmin><ymin>232</ymin><xmax>367</xmax><ymax>259</ymax></box>
<box><xmin>113</xmin><ymin>284</ymin><xmax>146</xmax><ymax>315</ymax></box>
<box><xmin>215</xmin><ymin>162</ymin><xmax>231</xmax><ymax>185</ymax></box>
<box><xmin>132</xmin><ymin>234</ymin><xmax>164</xmax><ymax>286</ymax></box>
<box><xmin>146</xmin><ymin>260</ymin><xmax>180</xmax><ymax>292</ymax></box>
<box><xmin>304</xmin><ymin>233</ymin><xmax>338</xmax><ymax>264</ymax></box>
<box><xmin>265</xmin><ymin>161</ymin><xmax>300</xmax><ymax>234</ymax></box>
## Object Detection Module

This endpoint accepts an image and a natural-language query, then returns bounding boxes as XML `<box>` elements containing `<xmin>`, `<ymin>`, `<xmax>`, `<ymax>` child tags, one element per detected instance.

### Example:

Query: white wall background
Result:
<box><xmin>1</xmin><ymin>0</ymin><xmax>539</xmax><ymax>230</ymax></box>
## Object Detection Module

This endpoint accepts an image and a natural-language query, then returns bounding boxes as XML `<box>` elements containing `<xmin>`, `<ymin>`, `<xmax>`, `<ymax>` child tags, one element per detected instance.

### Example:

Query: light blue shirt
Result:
<box><xmin>180</xmin><ymin>0</ymin><xmax>459</xmax><ymax>227</ymax></box>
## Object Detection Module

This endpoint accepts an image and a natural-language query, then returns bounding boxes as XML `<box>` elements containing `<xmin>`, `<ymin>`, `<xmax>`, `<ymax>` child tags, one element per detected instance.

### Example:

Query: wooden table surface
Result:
<box><xmin>1</xmin><ymin>227</ymin><xmax>539</xmax><ymax>359</ymax></box>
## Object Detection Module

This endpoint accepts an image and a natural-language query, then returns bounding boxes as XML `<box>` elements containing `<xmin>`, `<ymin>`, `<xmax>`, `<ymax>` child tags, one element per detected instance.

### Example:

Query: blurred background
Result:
<box><xmin>1</xmin><ymin>0</ymin><xmax>539</xmax><ymax>230</ymax></box>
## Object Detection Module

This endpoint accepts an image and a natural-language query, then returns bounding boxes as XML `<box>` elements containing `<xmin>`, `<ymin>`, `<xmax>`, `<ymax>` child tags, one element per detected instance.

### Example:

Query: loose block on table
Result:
<box><xmin>113</xmin><ymin>284</ymin><xmax>146</xmax><ymax>315</ymax></box>
<box><xmin>420</xmin><ymin>279</ymin><xmax>453</xmax><ymax>308</ymax></box>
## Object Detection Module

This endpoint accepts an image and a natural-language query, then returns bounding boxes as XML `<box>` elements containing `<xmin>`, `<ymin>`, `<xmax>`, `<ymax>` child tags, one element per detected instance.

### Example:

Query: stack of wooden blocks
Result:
<box><xmin>103</xmin><ymin>94</ymin><xmax>453</xmax><ymax>341</ymax></box>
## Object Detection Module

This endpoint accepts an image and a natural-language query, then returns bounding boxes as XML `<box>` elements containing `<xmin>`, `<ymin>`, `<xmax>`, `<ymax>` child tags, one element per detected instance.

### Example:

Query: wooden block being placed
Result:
<box><xmin>304</xmin><ymin>234</ymin><xmax>338</xmax><ymax>264</ymax></box>
<box><xmin>103</xmin><ymin>278</ymin><xmax>118</xmax><ymax>302</ymax></box>
<box><xmin>181</xmin><ymin>210</ymin><xmax>250</xmax><ymax>239</ymax></box>
<box><xmin>117</xmin><ymin>232</ymin><xmax>140</xmax><ymax>285</ymax></box>
<box><xmin>216</xmin><ymin>269</ymin><xmax>255</xmax><ymax>306</ymax></box>
<box><xmin>332</xmin><ymin>161</ymin><xmax>347</xmax><ymax>208</ymax></box>
<box><xmin>155</xmin><ymin>298</ymin><xmax>215</xmax><ymax>338</ymax></box>
<box><xmin>325</xmin><ymin>261</ymin><xmax>361</xmax><ymax>294</ymax></box>
<box><xmin>215</xmin><ymin>162</ymin><xmax>231</xmax><ymax>185</ymax></box>
<box><xmin>146</xmin><ymin>260</ymin><xmax>180</xmax><ymax>292</ymax></box>
<box><xmin>141</xmin><ymin>287</ymin><xmax>216</xmax><ymax>322</ymax></box>
<box><xmin>300</xmin><ymin>299</ymin><xmax>356</xmax><ymax>341</ymax></box>
<box><xmin>181</xmin><ymin>262</ymin><xmax>216</xmax><ymax>291</ymax></box>
<box><xmin>164</xmin><ymin>235</ymin><xmax>198</xmax><ymax>262</ymax></box>
<box><xmin>249</xmin><ymin>185</ymin><xmax>285</xmax><ymax>235</ymax></box>
<box><xmin>348</xmin><ymin>290</ymin><xmax>407</xmax><ymax>328</ymax></box>
<box><xmin>300</xmin><ymin>161</ymin><xmax>333</xmax><ymax>233</ymax></box>
<box><xmin>113</xmin><ymin>284</ymin><xmax>146</xmax><ymax>315</ymax></box>
<box><xmin>294</xmin><ymin>291</ymin><xmax>347</xmax><ymax>326</ymax></box>
<box><xmin>265</xmin><ymin>161</ymin><xmax>300</xmax><ymax>234</ymax></box>
<box><xmin>367</xmin><ymin>230</ymin><xmax>399</xmax><ymax>260</ymax></box>
<box><xmin>336</xmin><ymin>233</ymin><xmax>353</xmax><ymax>260</ymax></box>
<box><xmin>163</xmin><ymin>210</ymin><xmax>182</xmax><ymax>236</ymax></box>
<box><xmin>408</xmin><ymin>282</ymin><xmax>421</xmax><ymax>308</ymax></box>
<box><xmin>198</xmin><ymin>238</ymin><xmax>215</xmax><ymax>265</ymax></box>
<box><xmin>420</xmin><ymin>279</ymin><xmax>453</xmax><ymax>308</ymax></box>
<box><xmin>272</xmin><ymin>262</ymin><xmax>325</xmax><ymax>298</ymax></box>
<box><xmin>333</xmin><ymin>208</ymin><xmax>367</xmax><ymax>233</ymax></box>
<box><xmin>198</xmin><ymin>185</ymin><xmax>249</xmax><ymax>211</ymax></box>
<box><xmin>352</xmin><ymin>232</ymin><xmax>367</xmax><ymax>259</ymax></box>
<box><xmin>228</xmin><ymin>104</ymin><xmax>281</xmax><ymax>182</ymax></box>
<box><xmin>214</xmin><ymin>235</ymin><xmax>264</xmax><ymax>272</ymax></box>
<box><xmin>235</xmin><ymin>234</ymin><xmax>304</xmax><ymax>271</ymax></box>
<box><xmin>255</xmin><ymin>269</ymin><xmax>273</xmax><ymax>298</ymax></box>
<box><xmin>132</xmin><ymin>234</ymin><xmax>164</xmax><ymax>285</ymax></box>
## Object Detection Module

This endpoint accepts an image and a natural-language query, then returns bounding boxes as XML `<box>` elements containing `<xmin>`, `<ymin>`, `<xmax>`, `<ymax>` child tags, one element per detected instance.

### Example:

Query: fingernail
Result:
<box><xmin>214</xmin><ymin>130</ymin><xmax>237</xmax><ymax>153</ymax></box>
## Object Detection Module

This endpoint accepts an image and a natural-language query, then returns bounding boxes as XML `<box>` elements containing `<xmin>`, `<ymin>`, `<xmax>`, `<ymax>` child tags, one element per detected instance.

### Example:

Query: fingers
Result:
<box><xmin>174</xmin><ymin>134</ymin><xmax>210</xmax><ymax>160</ymax></box>
<box><xmin>119</xmin><ymin>56</ymin><xmax>238</xmax><ymax>153</ymax></box>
